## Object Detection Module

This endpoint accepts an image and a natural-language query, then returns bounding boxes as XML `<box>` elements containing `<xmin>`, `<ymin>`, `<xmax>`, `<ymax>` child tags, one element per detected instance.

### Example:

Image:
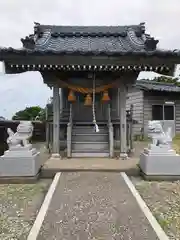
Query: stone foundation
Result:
<box><xmin>0</xmin><ymin>145</ymin><xmax>41</xmax><ymax>177</ymax></box>
<box><xmin>140</xmin><ymin>152</ymin><xmax>180</xmax><ymax>176</ymax></box>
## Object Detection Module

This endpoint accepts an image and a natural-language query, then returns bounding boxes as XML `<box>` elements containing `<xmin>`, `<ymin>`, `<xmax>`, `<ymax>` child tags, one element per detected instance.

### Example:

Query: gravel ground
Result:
<box><xmin>133</xmin><ymin>178</ymin><xmax>180</xmax><ymax>240</ymax></box>
<box><xmin>0</xmin><ymin>179</ymin><xmax>51</xmax><ymax>240</ymax></box>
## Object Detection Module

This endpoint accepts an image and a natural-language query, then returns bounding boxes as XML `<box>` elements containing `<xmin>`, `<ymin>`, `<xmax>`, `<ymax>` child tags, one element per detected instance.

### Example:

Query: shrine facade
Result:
<box><xmin>0</xmin><ymin>22</ymin><xmax>180</xmax><ymax>159</ymax></box>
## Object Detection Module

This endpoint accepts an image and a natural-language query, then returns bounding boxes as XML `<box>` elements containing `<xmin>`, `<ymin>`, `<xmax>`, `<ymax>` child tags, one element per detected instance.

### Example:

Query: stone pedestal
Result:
<box><xmin>139</xmin><ymin>145</ymin><xmax>180</xmax><ymax>176</ymax></box>
<box><xmin>139</xmin><ymin>120</ymin><xmax>180</xmax><ymax>179</ymax></box>
<box><xmin>0</xmin><ymin>144</ymin><xmax>41</xmax><ymax>177</ymax></box>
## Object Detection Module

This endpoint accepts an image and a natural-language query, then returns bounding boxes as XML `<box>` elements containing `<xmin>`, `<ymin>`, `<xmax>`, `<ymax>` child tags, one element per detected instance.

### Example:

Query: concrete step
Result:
<box><xmin>71</xmin><ymin>149</ymin><xmax>109</xmax><ymax>158</ymax></box>
<box><xmin>72</xmin><ymin>133</ymin><xmax>108</xmax><ymax>142</ymax></box>
<box><xmin>72</xmin><ymin>142</ymin><xmax>109</xmax><ymax>151</ymax></box>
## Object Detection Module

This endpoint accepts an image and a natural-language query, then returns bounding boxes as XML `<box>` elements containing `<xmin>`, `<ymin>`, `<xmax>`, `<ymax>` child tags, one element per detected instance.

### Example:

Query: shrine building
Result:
<box><xmin>0</xmin><ymin>22</ymin><xmax>180</xmax><ymax>159</ymax></box>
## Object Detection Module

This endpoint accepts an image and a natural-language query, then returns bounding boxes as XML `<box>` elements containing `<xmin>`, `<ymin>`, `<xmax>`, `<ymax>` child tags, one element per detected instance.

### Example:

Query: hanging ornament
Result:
<box><xmin>68</xmin><ymin>90</ymin><xmax>76</xmax><ymax>102</ymax></box>
<box><xmin>101</xmin><ymin>90</ymin><xmax>110</xmax><ymax>102</ymax></box>
<box><xmin>84</xmin><ymin>93</ymin><xmax>92</xmax><ymax>106</ymax></box>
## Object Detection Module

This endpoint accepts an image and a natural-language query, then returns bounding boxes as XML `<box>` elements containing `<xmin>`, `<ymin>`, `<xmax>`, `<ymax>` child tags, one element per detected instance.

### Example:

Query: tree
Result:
<box><xmin>12</xmin><ymin>106</ymin><xmax>46</xmax><ymax>121</ymax></box>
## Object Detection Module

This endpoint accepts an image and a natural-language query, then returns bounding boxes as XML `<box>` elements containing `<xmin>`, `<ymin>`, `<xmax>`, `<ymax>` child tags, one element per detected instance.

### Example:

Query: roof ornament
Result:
<box><xmin>34</xmin><ymin>22</ymin><xmax>41</xmax><ymax>36</ymax></box>
<box><xmin>34</xmin><ymin>22</ymin><xmax>40</xmax><ymax>26</ymax></box>
<box><xmin>140</xmin><ymin>22</ymin><xmax>145</xmax><ymax>33</ymax></box>
<box><xmin>21</xmin><ymin>36</ymin><xmax>35</xmax><ymax>49</ymax></box>
<box><xmin>34</xmin><ymin>22</ymin><xmax>40</xmax><ymax>31</ymax></box>
<box><xmin>145</xmin><ymin>38</ymin><xmax>159</xmax><ymax>51</ymax></box>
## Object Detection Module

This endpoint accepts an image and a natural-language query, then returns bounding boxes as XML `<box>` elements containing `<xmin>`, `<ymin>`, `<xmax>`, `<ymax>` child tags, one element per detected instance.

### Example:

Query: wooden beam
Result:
<box><xmin>2</xmin><ymin>53</ymin><xmax>177</xmax><ymax>69</ymax></box>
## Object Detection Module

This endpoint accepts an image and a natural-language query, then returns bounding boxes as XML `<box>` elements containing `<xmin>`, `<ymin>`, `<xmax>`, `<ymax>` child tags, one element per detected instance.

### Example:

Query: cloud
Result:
<box><xmin>0</xmin><ymin>71</ymin><xmax>52</xmax><ymax>119</ymax></box>
<box><xmin>0</xmin><ymin>0</ymin><xmax>180</xmax><ymax>49</ymax></box>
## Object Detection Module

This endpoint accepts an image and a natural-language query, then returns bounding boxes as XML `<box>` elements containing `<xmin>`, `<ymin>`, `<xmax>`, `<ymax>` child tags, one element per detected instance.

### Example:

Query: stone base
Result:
<box><xmin>139</xmin><ymin>152</ymin><xmax>180</xmax><ymax>176</ymax></box>
<box><xmin>0</xmin><ymin>151</ymin><xmax>41</xmax><ymax>177</ymax></box>
<box><xmin>140</xmin><ymin>170</ymin><xmax>180</xmax><ymax>181</ymax></box>
<box><xmin>0</xmin><ymin>173</ymin><xmax>40</xmax><ymax>184</ymax></box>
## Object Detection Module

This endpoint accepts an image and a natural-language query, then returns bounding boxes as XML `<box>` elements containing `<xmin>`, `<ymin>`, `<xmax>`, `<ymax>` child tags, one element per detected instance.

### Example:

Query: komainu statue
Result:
<box><xmin>147</xmin><ymin>120</ymin><xmax>172</xmax><ymax>148</ymax></box>
<box><xmin>7</xmin><ymin>121</ymin><xmax>34</xmax><ymax>150</ymax></box>
<box><xmin>139</xmin><ymin>120</ymin><xmax>179</xmax><ymax>177</ymax></box>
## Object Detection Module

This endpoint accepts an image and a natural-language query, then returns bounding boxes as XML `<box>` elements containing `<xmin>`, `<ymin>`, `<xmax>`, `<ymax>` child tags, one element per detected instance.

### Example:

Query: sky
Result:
<box><xmin>0</xmin><ymin>0</ymin><xmax>180</xmax><ymax>118</ymax></box>
<box><xmin>0</xmin><ymin>71</ymin><xmax>52</xmax><ymax>119</ymax></box>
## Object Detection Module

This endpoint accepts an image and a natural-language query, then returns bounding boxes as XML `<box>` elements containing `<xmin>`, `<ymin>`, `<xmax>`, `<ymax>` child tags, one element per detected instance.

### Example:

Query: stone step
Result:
<box><xmin>72</xmin><ymin>133</ymin><xmax>108</xmax><ymax>142</ymax></box>
<box><xmin>72</xmin><ymin>142</ymin><xmax>109</xmax><ymax>151</ymax></box>
<box><xmin>72</xmin><ymin>127</ymin><xmax>108</xmax><ymax>134</ymax></box>
<box><xmin>73</xmin><ymin>126</ymin><xmax>107</xmax><ymax>128</ymax></box>
<box><xmin>60</xmin><ymin>113</ymin><xmax>70</xmax><ymax>117</ymax></box>
<box><xmin>71</xmin><ymin>149</ymin><xmax>109</xmax><ymax>158</ymax></box>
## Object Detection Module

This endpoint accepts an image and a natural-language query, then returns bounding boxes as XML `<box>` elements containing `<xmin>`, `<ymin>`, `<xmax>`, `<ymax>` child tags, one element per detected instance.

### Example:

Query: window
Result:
<box><xmin>152</xmin><ymin>105</ymin><xmax>163</xmax><ymax>120</ymax></box>
<box><xmin>164</xmin><ymin>105</ymin><xmax>174</xmax><ymax>120</ymax></box>
<box><xmin>152</xmin><ymin>104</ymin><xmax>174</xmax><ymax>121</ymax></box>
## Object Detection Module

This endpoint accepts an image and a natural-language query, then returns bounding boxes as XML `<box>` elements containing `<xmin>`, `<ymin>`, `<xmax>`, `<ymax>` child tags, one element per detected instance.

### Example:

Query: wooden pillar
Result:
<box><xmin>119</xmin><ymin>83</ymin><xmax>128</xmax><ymax>159</ymax></box>
<box><xmin>52</xmin><ymin>84</ymin><xmax>60</xmax><ymax>158</ymax></box>
<box><xmin>59</xmin><ymin>88</ymin><xmax>64</xmax><ymax>113</ymax></box>
<box><xmin>45</xmin><ymin>105</ymin><xmax>49</xmax><ymax>149</ymax></box>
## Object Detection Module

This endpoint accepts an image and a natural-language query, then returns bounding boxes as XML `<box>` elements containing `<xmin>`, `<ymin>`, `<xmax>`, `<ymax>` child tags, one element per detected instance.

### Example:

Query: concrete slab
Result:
<box><xmin>41</xmin><ymin>158</ymin><xmax>140</xmax><ymax>178</ymax></box>
<box><xmin>35</xmin><ymin>172</ymin><xmax>160</xmax><ymax>240</ymax></box>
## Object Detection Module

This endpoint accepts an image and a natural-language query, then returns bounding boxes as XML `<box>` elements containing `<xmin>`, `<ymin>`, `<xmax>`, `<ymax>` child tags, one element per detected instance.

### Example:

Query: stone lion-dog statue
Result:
<box><xmin>147</xmin><ymin>120</ymin><xmax>172</xmax><ymax>147</ymax></box>
<box><xmin>7</xmin><ymin>121</ymin><xmax>34</xmax><ymax>150</ymax></box>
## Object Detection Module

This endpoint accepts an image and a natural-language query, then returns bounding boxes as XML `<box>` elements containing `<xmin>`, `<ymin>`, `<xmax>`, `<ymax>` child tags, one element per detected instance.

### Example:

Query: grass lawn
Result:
<box><xmin>172</xmin><ymin>135</ymin><xmax>180</xmax><ymax>154</ymax></box>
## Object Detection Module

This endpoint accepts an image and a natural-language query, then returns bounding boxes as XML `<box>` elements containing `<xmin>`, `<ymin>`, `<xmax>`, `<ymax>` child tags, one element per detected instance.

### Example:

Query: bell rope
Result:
<box><xmin>92</xmin><ymin>74</ymin><xmax>99</xmax><ymax>133</ymax></box>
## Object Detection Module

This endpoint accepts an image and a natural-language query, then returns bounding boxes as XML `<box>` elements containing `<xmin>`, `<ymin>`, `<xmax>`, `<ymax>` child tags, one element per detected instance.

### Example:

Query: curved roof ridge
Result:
<box><xmin>34</xmin><ymin>22</ymin><xmax>145</xmax><ymax>31</ymax></box>
<box><xmin>33</xmin><ymin>22</ymin><xmax>146</xmax><ymax>38</ymax></box>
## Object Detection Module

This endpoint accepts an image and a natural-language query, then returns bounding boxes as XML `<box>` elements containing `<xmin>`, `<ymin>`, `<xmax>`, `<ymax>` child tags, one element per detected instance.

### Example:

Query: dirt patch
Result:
<box><xmin>0</xmin><ymin>179</ymin><xmax>51</xmax><ymax>240</ymax></box>
<box><xmin>133</xmin><ymin>178</ymin><xmax>180</xmax><ymax>240</ymax></box>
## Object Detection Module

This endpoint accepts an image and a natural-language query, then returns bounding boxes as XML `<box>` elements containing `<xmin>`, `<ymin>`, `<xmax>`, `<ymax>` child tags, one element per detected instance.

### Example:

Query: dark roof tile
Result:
<box><xmin>20</xmin><ymin>22</ymin><xmax>159</xmax><ymax>54</ymax></box>
<box><xmin>135</xmin><ymin>79</ymin><xmax>180</xmax><ymax>92</ymax></box>
<box><xmin>1</xmin><ymin>22</ymin><xmax>180</xmax><ymax>58</ymax></box>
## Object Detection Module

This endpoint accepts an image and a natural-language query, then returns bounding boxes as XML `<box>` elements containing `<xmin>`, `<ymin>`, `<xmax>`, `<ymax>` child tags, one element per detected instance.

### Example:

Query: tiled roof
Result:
<box><xmin>135</xmin><ymin>79</ymin><xmax>180</xmax><ymax>92</ymax></box>
<box><xmin>0</xmin><ymin>22</ymin><xmax>162</xmax><ymax>56</ymax></box>
<box><xmin>27</xmin><ymin>23</ymin><xmax>160</xmax><ymax>54</ymax></box>
<box><xmin>1</xmin><ymin>22</ymin><xmax>180</xmax><ymax>58</ymax></box>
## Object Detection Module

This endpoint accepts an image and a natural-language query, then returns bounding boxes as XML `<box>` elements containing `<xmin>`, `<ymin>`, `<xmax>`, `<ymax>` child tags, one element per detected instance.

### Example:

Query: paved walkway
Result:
<box><xmin>36</xmin><ymin>172</ymin><xmax>160</xmax><ymax>240</ymax></box>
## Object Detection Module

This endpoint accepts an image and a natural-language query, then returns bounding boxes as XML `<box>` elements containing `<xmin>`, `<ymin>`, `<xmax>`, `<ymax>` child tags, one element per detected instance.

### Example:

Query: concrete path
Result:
<box><xmin>30</xmin><ymin>172</ymin><xmax>166</xmax><ymax>240</ymax></box>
